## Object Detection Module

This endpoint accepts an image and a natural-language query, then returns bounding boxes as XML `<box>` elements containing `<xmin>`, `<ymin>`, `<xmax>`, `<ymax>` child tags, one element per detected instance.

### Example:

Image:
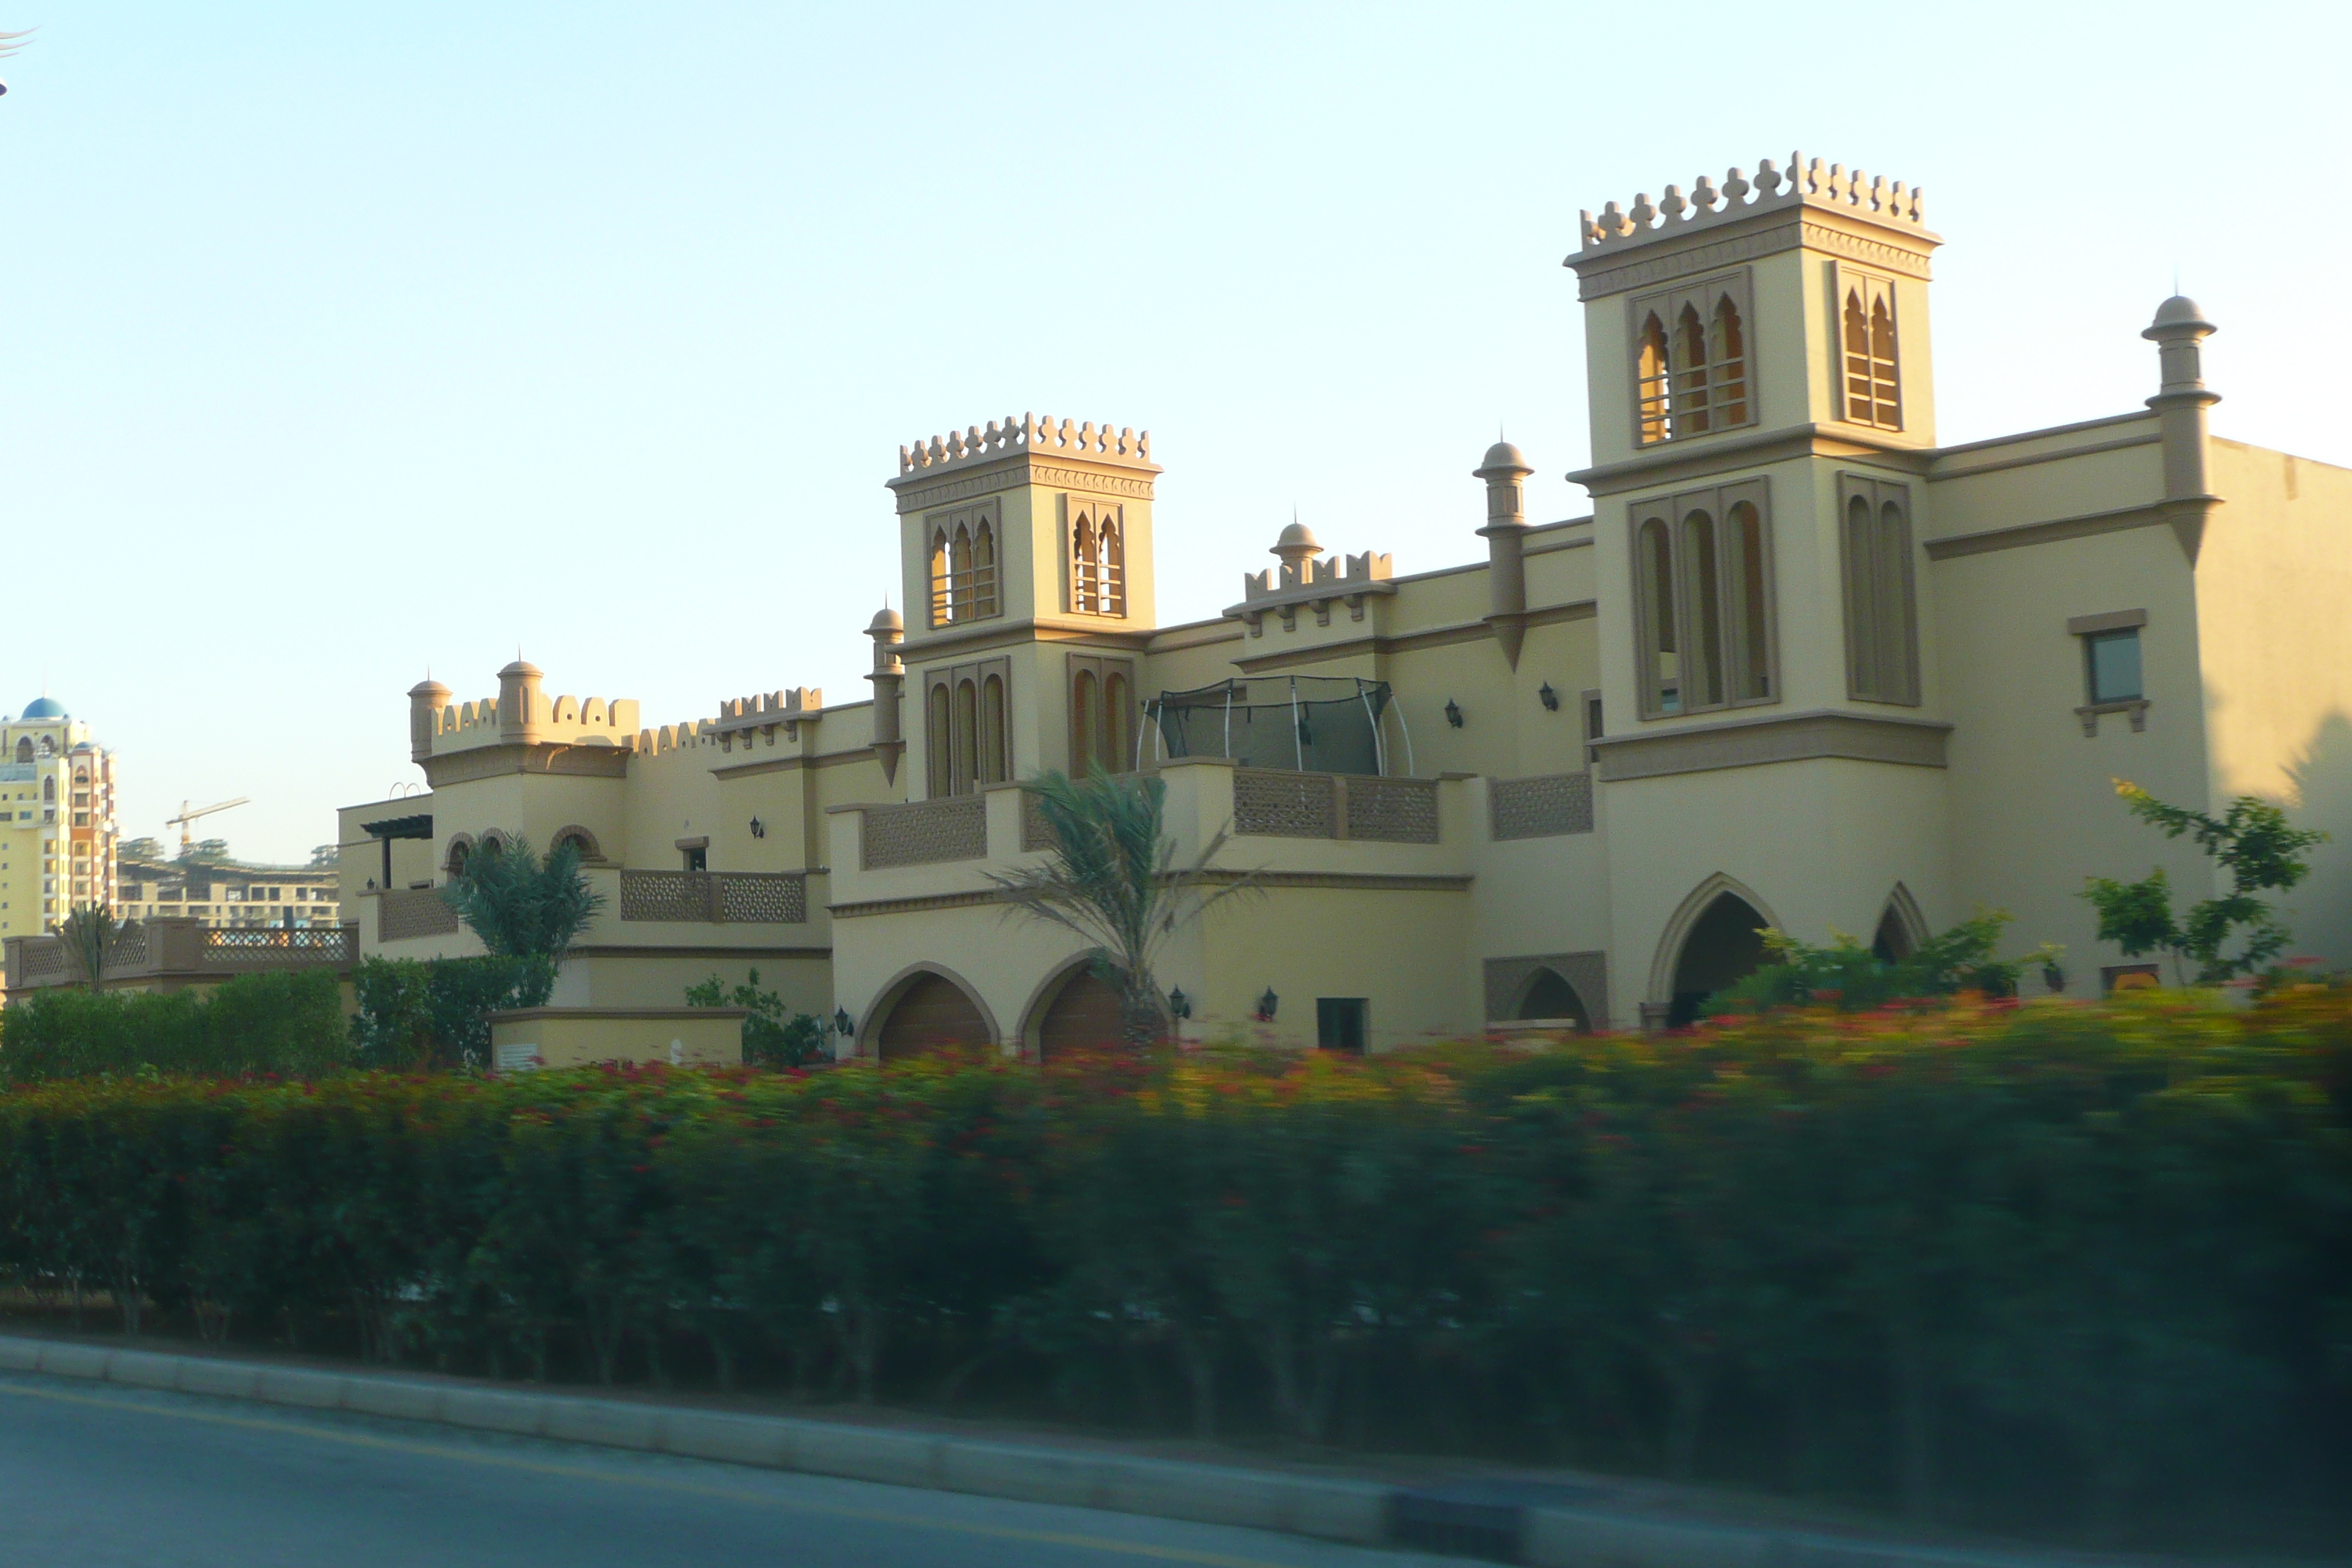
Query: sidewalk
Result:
<box><xmin>0</xmin><ymin>1329</ymin><xmax>2198</xmax><ymax>1568</ymax></box>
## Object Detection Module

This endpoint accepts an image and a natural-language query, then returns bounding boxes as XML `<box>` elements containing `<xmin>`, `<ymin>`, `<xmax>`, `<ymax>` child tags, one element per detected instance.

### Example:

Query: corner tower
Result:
<box><xmin>886</xmin><ymin>415</ymin><xmax>1162</xmax><ymax>798</ymax></box>
<box><xmin>1566</xmin><ymin>157</ymin><xmax>1955</xmax><ymax>1029</ymax></box>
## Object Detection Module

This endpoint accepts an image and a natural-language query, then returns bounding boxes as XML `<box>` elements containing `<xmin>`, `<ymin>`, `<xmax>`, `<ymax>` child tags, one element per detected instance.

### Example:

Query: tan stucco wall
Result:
<box><xmin>487</xmin><ymin>1009</ymin><xmax>745</xmax><ymax>1072</ymax></box>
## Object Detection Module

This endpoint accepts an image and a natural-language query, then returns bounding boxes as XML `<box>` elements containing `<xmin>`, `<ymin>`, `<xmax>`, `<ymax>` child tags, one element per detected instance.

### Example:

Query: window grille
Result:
<box><xmin>1839</xmin><ymin>269</ymin><xmax>1902</xmax><ymax>429</ymax></box>
<box><xmin>1629</xmin><ymin>271</ymin><xmax>1757</xmax><ymax>445</ymax></box>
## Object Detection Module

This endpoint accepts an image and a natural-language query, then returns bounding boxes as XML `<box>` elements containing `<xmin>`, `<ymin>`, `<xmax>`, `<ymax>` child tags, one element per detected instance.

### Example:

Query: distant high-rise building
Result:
<box><xmin>0</xmin><ymin>698</ymin><xmax>119</xmax><ymax>937</ymax></box>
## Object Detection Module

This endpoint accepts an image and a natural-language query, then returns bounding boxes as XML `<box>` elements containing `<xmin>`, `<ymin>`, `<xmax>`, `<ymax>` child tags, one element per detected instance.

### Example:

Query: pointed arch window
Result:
<box><xmin>1629</xmin><ymin>478</ymin><xmax>1777</xmax><ymax>719</ymax></box>
<box><xmin>1067</xmin><ymin>500</ymin><xmax>1128</xmax><ymax>617</ymax></box>
<box><xmin>1067</xmin><ymin>653</ymin><xmax>1137</xmax><ymax>774</ymax></box>
<box><xmin>922</xmin><ymin>657</ymin><xmax>1011</xmax><ymax>797</ymax></box>
<box><xmin>1839</xmin><ymin>473</ymin><xmax>1919</xmax><ymax>705</ymax></box>
<box><xmin>1839</xmin><ymin>268</ymin><xmax>1902</xmax><ymax>429</ymax></box>
<box><xmin>1629</xmin><ymin>270</ymin><xmax>1758</xmax><ymax>445</ymax></box>
<box><xmin>924</xmin><ymin>500</ymin><xmax>1003</xmax><ymax>627</ymax></box>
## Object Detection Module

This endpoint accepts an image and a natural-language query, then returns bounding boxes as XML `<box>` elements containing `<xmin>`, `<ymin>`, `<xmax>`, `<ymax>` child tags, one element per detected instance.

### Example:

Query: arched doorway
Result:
<box><xmin>1515</xmin><ymin>968</ymin><xmax>1592</xmax><ymax>1031</ymax></box>
<box><xmin>875</xmin><ymin>972</ymin><xmax>991</xmax><ymax>1059</ymax></box>
<box><xmin>1034</xmin><ymin>967</ymin><xmax>1126</xmax><ymax>1057</ymax></box>
<box><xmin>1872</xmin><ymin>905</ymin><xmax>1915</xmax><ymax>963</ymax></box>
<box><xmin>1667</xmin><ymin>892</ymin><xmax>1770</xmax><ymax>1027</ymax></box>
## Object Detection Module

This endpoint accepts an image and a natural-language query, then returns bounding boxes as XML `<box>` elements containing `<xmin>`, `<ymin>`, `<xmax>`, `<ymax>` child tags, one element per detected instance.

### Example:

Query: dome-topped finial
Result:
<box><xmin>1272</xmin><ymin>511</ymin><xmax>1322</xmax><ymax>568</ymax></box>
<box><xmin>2145</xmin><ymin>295</ymin><xmax>2215</xmax><ymax>339</ymax></box>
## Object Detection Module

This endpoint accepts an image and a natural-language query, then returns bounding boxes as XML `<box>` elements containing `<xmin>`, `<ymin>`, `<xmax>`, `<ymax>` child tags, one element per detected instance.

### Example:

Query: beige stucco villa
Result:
<box><xmin>339</xmin><ymin>153</ymin><xmax>2352</xmax><ymax>1053</ymax></box>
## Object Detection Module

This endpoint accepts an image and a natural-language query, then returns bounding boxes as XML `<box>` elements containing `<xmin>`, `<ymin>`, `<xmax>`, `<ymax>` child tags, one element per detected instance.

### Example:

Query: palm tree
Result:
<box><xmin>989</xmin><ymin>768</ymin><xmax>1256</xmax><ymax>1045</ymax></box>
<box><xmin>439</xmin><ymin>835</ymin><xmax>604</xmax><ymax>961</ymax></box>
<box><xmin>57</xmin><ymin>902</ymin><xmax>121</xmax><ymax>995</ymax></box>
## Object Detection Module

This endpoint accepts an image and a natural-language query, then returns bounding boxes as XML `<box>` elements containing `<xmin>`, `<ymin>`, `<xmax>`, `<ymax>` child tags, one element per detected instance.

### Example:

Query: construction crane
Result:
<box><xmin>165</xmin><ymin>797</ymin><xmax>250</xmax><ymax>856</ymax></box>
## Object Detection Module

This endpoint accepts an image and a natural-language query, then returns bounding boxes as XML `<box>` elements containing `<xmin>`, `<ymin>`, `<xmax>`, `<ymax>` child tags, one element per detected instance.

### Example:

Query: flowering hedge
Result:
<box><xmin>0</xmin><ymin>990</ymin><xmax>2346</xmax><ymax>1552</ymax></box>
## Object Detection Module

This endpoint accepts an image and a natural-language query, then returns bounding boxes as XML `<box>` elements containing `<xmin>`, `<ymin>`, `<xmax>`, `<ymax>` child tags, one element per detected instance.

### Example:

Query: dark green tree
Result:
<box><xmin>439</xmin><ymin>835</ymin><xmax>603</xmax><ymax>962</ymax></box>
<box><xmin>2080</xmin><ymin>780</ymin><xmax>2326</xmax><ymax>984</ymax></box>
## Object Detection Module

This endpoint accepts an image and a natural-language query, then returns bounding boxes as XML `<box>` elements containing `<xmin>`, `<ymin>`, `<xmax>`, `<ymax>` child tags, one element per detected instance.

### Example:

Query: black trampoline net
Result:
<box><xmin>1144</xmin><ymin>676</ymin><xmax>1400</xmax><ymax>777</ymax></box>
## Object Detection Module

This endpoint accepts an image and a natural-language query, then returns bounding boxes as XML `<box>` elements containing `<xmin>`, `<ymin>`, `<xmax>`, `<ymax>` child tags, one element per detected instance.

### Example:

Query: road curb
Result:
<box><xmin>0</xmin><ymin>1334</ymin><xmax>2119</xmax><ymax>1567</ymax></box>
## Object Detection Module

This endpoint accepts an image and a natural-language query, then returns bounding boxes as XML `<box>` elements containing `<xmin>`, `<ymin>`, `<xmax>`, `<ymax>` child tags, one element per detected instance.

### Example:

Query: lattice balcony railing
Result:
<box><xmin>1488</xmin><ymin>772</ymin><xmax>1596</xmax><ymax>840</ymax></box>
<box><xmin>204</xmin><ymin>928</ymin><xmax>357</xmax><ymax>968</ymax></box>
<box><xmin>617</xmin><ymin>870</ymin><xmax>807</xmax><ymax>924</ymax></box>
<box><xmin>1232</xmin><ymin>769</ymin><xmax>1439</xmax><ymax>845</ymax></box>
<box><xmin>379</xmin><ymin>886</ymin><xmax>461</xmax><ymax>942</ymax></box>
<box><xmin>861</xmin><ymin>796</ymin><xmax>988</xmax><ymax>869</ymax></box>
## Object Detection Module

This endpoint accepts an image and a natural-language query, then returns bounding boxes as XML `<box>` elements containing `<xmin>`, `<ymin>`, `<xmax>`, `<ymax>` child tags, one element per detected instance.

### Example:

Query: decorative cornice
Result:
<box><xmin>891</xmin><ymin>453</ymin><xmax>1158</xmax><ymax>515</ymax></box>
<box><xmin>1594</xmin><ymin>708</ymin><xmax>1951</xmax><ymax>782</ymax></box>
<box><xmin>829</xmin><ymin>889</ymin><xmax>1006</xmax><ymax>920</ymax></box>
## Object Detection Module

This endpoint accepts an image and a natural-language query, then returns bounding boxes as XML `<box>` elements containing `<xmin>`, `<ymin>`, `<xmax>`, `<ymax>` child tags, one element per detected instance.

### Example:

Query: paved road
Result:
<box><xmin>0</xmin><ymin>1370</ymin><xmax>1452</xmax><ymax>1568</ymax></box>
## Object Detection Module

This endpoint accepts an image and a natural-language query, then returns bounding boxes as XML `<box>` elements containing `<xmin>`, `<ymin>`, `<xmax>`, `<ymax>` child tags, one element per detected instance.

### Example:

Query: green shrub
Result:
<box><xmin>1708</xmin><ymin>911</ymin><xmax>2059</xmax><ymax>1014</ymax></box>
<box><xmin>0</xmin><ymin>969</ymin><xmax>346</xmax><ymax>1082</ymax></box>
<box><xmin>682</xmin><ymin>968</ymin><xmax>826</xmax><ymax>1068</ymax></box>
<box><xmin>348</xmin><ymin>954</ymin><xmax>553</xmax><ymax>1071</ymax></box>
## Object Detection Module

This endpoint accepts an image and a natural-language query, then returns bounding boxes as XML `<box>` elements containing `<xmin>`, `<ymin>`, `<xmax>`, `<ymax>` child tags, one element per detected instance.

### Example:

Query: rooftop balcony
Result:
<box><xmin>4</xmin><ymin>918</ymin><xmax>358</xmax><ymax>996</ymax></box>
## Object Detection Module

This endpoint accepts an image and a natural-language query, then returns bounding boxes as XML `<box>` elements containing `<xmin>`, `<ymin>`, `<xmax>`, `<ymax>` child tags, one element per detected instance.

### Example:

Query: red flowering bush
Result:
<box><xmin>0</xmin><ymin>994</ymin><xmax>2345</xmax><ymax>1552</ymax></box>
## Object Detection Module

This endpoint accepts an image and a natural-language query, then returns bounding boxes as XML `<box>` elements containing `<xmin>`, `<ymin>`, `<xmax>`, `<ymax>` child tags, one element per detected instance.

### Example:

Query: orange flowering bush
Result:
<box><xmin>0</xmin><ymin>993</ymin><xmax>2345</xmax><ymax>1551</ymax></box>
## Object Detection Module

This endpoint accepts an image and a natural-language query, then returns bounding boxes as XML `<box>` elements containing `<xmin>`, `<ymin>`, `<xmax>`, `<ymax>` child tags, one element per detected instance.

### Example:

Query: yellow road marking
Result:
<box><xmin>0</xmin><ymin>1377</ymin><xmax>1321</xmax><ymax>1568</ymax></box>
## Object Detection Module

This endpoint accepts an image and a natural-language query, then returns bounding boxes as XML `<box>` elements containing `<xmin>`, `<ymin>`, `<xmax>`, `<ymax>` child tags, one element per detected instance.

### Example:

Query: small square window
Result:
<box><xmin>1316</xmin><ymin>998</ymin><xmax>1368</xmax><ymax>1054</ymax></box>
<box><xmin>2086</xmin><ymin>629</ymin><xmax>2142</xmax><ymax>704</ymax></box>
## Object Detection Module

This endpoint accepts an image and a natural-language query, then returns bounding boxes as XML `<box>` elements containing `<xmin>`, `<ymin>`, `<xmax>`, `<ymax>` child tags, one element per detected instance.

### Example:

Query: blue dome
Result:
<box><xmin>20</xmin><ymin>698</ymin><xmax>64</xmax><ymax>719</ymax></box>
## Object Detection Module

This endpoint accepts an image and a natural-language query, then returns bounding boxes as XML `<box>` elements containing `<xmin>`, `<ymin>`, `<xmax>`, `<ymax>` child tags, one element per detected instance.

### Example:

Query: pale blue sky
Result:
<box><xmin>1</xmin><ymin>1</ymin><xmax>2342</xmax><ymax>862</ymax></box>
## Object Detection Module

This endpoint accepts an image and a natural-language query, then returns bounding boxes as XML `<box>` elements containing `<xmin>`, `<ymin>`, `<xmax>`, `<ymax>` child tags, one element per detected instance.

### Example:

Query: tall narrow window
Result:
<box><xmin>1071</xmin><ymin>669</ymin><xmax>1097</xmax><ymax>771</ymax></box>
<box><xmin>949</xmin><ymin>524</ymin><xmax>973</xmax><ymax>620</ymax></box>
<box><xmin>970</xmin><ymin>521</ymin><xmax>998</xmax><ymax>619</ymax></box>
<box><xmin>1103</xmin><ymin>671</ymin><xmax>1129</xmax><ymax>771</ymax></box>
<box><xmin>1099</xmin><ymin>519</ymin><xmax>1124</xmax><ymax>616</ymax></box>
<box><xmin>1727</xmin><ymin>501</ymin><xmax>1771</xmax><ymax>701</ymax></box>
<box><xmin>1673</xmin><ymin>306</ymin><xmax>1711</xmax><ymax>435</ymax></box>
<box><xmin>1630</xmin><ymin>479</ymin><xmax>1776</xmax><ymax>718</ymax></box>
<box><xmin>953</xmin><ymin>679</ymin><xmax>979</xmax><ymax>793</ymax></box>
<box><xmin>927</xmin><ymin>685</ymin><xmax>952</xmax><ymax>798</ymax></box>
<box><xmin>1072</xmin><ymin>517</ymin><xmax>1098</xmax><ymax>612</ymax></box>
<box><xmin>1678</xmin><ymin>510</ymin><xmax>1724</xmax><ymax>708</ymax></box>
<box><xmin>1635</xmin><ymin>314</ymin><xmax>1671</xmax><ymax>445</ymax></box>
<box><xmin>928</xmin><ymin>528</ymin><xmax>951</xmax><ymax>625</ymax></box>
<box><xmin>981</xmin><ymin>674</ymin><xmax>1008</xmax><ymax>784</ymax></box>
<box><xmin>1840</xmin><ymin>272</ymin><xmax>1902</xmax><ymax>430</ymax></box>
<box><xmin>1630</xmin><ymin>271</ymin><xmax>1757</xmax><ymax>445</ymax></box>
<box><xmin>1839</xmin><ymin>474</ymin><xmax>1918</xmax><ymax>704</ymax></box>
<box><xmin>1710</xmin><ymin>296</ymin><xmax>1748</xmax><ymax>427</ymax></box>
<box><xmin>1637</xmin><ymin>518</ymin><xmax>1680</xmax><ymax>715</ymax></box>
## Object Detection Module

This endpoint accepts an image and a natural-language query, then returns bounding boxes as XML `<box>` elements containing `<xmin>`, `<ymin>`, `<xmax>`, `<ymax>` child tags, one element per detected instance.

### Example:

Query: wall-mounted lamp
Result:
<box><xmin>833</xmin><ymin>1006</ymin><xmax>854</xmax><ymax>1037</ymax></box>
<box><xmin>1538</xmin><ymin>682</ymin><xmax>1560</xmax><ymax>712</ymax></box>
<box><xmin>1444</xmin><ymin>699</ymin><xmax>1465</xmax><ymax>728</ymax></box>
<box><xmin>749</xmin><ymin>817</ymin><xmax>766</xmax><ymax>839</ymax></box>
<box><xmin>1255</xmin><ymin>987</ymin><xmax>1278</xmax><ymax>1022</ymax></box>
<box><xmin>1168</xmin><ymin>986</ymin><xmax>1191</xmax><ymax>1020</ymax></box>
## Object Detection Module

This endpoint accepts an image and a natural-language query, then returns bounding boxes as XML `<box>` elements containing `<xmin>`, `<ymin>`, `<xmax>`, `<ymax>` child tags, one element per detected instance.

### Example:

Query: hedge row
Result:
<box><xmin>1</xmin><ymin>992</ymin><xmax>2347</xmax><ymax>1552</ymax></box>
<box><xmin>0</xmin><ymin>970</ymin><xmax>348</xmax><ymax>1082</ymax></box>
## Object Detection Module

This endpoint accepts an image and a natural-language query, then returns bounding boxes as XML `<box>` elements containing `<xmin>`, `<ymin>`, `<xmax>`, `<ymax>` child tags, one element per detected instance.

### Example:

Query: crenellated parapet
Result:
<box><xmin>1574</xmin><ymin>154</ymin><xmax>1930</xmax><ymax>257</ymax></box>
<box><xmin>426</xmin><ymin>690</ymin><xmax>640</xmax><ymax>753</ymax></box>
<box><xmin>711</xmin><ymin>687</ymin><xmax>823</xmax><ymax>738</ymax></box>
<box><xmin>1241</xmin><ymin>550</ymin><xmax>1393</xmax><ymax>603</ymax></box>
<box><xmin>1226</xmin><ymin>521</ymin><xmax>1396</xmax><ymax>630</ymax></box>
<box><xmin>897</xmin><ymin>413</ymin><xmax>1154</xmax><ymax>477</ymax></box>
